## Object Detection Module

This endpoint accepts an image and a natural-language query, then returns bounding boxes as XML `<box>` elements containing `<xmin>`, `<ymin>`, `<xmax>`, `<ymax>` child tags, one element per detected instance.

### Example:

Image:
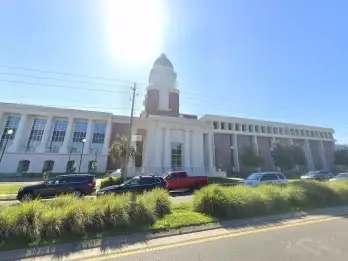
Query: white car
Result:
<box><xmin>241</xmin><ymin>172</ymin><xmax>288</xmax><ymax>187</ymax></box>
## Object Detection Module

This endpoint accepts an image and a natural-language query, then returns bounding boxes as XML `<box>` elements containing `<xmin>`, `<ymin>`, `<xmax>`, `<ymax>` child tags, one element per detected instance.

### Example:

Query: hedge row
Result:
<box><xmin>193</xmin><ymin>181</ymin><xmax>348</xmax><ymax>218</ymax></box>
<box><xmin>0</xmin><ymin>188</ymin><xmax>171</xmax><ymax>246</ymax></box>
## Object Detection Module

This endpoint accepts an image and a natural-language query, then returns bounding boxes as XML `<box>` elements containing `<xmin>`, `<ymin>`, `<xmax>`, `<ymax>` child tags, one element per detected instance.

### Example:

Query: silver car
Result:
<box><xmin>330</xmin><ymin>173</ymin><xmax>348</xmax><ymax>181</ymax></box>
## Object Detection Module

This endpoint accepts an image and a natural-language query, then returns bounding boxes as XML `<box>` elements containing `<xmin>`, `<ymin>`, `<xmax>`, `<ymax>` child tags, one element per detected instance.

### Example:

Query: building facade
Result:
<box><xmin>0</xmin><ymin>54</ymin><xmax>336</xmax><ymax>176</ymax></box>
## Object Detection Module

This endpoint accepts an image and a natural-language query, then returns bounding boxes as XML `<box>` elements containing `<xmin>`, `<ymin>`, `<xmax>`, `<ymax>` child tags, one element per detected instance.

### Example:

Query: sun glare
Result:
<box><xmin>101</xmin><ymin>0</ymin><xmax>166</xmax><ymax>62</ymax></box>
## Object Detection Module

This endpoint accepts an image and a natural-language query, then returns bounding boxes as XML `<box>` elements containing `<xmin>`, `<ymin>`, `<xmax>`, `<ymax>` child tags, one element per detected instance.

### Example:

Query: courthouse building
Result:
<box><xmin>0</xmin><ymin>54</ymin><xmax>336</xmax><ymax>176</ymax></box>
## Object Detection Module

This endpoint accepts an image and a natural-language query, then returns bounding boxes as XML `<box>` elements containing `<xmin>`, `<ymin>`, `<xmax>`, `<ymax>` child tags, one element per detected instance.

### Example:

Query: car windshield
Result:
<box><xmin>304</xmin><ymin>171</ymin><xmax>318</xmax><ymax>176</ymax></box>
<box><xmin>123</xmin><ymin>177</ymin><xmax>140</xmax><ymax>186</ymax></box>
<box><xmin>246</xmin><ymin>173</ymin><xmax>263</xmax><ymax>180</ymax></box>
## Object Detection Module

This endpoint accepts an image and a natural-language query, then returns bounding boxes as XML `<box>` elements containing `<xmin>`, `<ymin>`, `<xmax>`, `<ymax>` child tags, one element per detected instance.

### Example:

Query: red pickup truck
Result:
<box><xmin>163</xmin><ymin>171</ymin><xmax>208</xmax><ymax>191</ymax></box>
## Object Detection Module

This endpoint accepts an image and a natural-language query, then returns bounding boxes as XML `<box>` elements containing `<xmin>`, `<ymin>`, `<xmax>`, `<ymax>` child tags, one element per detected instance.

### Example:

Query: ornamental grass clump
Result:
<box><xmin>0</xmin><ymin>188</ymin><xmax>172</xmax><ymax>248</ymax></box>
<box><xmin>193</xmin><ymin>180</ymin><xmax>348</xmax><ymax>219</ymax></box>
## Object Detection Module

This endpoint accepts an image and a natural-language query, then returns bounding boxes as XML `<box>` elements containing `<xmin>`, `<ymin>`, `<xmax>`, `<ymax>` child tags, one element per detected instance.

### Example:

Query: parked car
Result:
<box><xmin>162</xmin><ymin>171</ymin><xmax>208</xmax><ymax>191</ymax></box>
<box><xmin>300</xmin><ymin>170</ymin><xmax>334</xmax><ymax>181</ymax></box>
<box><xmin>16</xmin><ymin>174</ymin><xmax>96</xmax><ymax>202</ymax></box>
<box><xmin>330</xmin><ymin>172</ymin><xmax>348</xmax><ymax>181</ymax></box>
<box><xmin>241</xmin><ymin>172</ymin><xmax>288</xmax><ymax>187</ymax></box>
<box><xmin>96</xmin><ymin>175</ymin><xmax>166</xmax><ymax>196</ymax></box>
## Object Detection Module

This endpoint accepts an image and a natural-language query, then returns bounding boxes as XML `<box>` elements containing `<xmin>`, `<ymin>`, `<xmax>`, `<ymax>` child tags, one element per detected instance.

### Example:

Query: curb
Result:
<box><xmin>2</xmin><ymin>205</ymin><xmax>348</xmax><ymax>261</ymax></box>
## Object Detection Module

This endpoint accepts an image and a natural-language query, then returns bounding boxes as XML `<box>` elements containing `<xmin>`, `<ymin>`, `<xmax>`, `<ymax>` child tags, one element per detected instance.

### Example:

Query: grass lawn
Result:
<box><xmin>208</xmin><ymin>177</ymin><xmax>242</xmax><ymax>184</ymax></box>
<box><xmin>0</xmin><ymin>184</ymin><xmax>23</xmax><ymax>194</ymax></box>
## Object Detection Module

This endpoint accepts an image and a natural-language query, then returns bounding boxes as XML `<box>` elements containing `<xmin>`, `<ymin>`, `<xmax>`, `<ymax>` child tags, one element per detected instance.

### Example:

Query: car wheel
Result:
<box><xmin>20</xmin><ymin>192</ymin><xmax>33</xmax><ymax>202</ymax></box>
<box><xmin>72</xmin><ymin>190</ymin><xmax>82</xmax><ymax>197</ymax></box>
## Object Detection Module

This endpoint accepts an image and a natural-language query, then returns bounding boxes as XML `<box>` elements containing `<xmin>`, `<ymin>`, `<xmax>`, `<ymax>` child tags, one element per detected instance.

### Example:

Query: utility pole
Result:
<box><xmin>123</xmin><ymin>83</ymin><xmax>137</xmax><ymax>179</ymax></box>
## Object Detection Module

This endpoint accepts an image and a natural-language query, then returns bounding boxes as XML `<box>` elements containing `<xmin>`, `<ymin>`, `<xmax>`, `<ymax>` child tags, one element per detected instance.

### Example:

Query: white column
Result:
<box><xmin>7</xmin><ymin>114</ymin><xmax>28</xmax><ymax>152</ymax></box>
<box><xmin>60</xmin><ymin>117</ymin><xmax>74</xmax><ymax>153</ymax></box>
<box><xmin>83</xmin><ymin>119</ymin><xmax>93</xmax><ymax>154</ymax></box>
<box><xmin>184</xmin><ymin>130</ymin><xmax>191</xmax><ymax>169</ymax></box>
<box><xmin>36</xmin><ymin>116</ymin><xmax>54</xmax><ymax>153</ymax></box>
<box><xmin>206</xmin><ymin>132</ymin><xmax>215</xmax><ymax>175</ymax></box>
<box><xmin>0</xmin><ymin>111</ymin><xmax>4</xmax><ymax>132</ymax></box>
<box><xmin>232</xmin><ymin>134</ymin><xmax>240</xmax><ymax>172</ymax></box>
<box><xmin>155</xmin><ymin>127</ymin><xmax>162</xmax><ymax>170</ymax></box>
<box><xmin>252</xmin><ymin>135</ymin><xmax>258</xmax><ymax>153</ymax></box>
<box><xmin>102</xmin><ymin>118</ymin><xmax>112</xmax><ymax>155</ymax></box>
<box><xmin>320</xmin><ymin>141</ymin><xmax>328</xmax><ymax>169</ymax></box>
<box><xmin>270</xmin><ymin>137</ymin><xmax>276</xmax><ymax>149</ymax></box>
<box><xmin>305</xmin><ymin>140</ymin><xmax>314</xmax><ymax>170</ymax></box>
<box><xmin>164</xmin><ymin>128</ymin><xmax>171</xmax><ymax>171</ymax></box>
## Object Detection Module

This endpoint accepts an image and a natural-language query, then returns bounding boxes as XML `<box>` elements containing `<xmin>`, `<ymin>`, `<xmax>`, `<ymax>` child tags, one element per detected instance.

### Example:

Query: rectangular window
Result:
<box><xmin>72</xmin><ymin>121</ymin><xmax>87</xmax><ymax>142</ymax></box>
<box><xmin>261</xmin><ymin>126</ymin><xmax>266</xmax><ymax>133</ymax></box>
<box><xmin>255</xmin><ymin>126</ymin><xmax>260</xmax><ymax>133</ymax></box>
<box><xmin>92</xmin><ymin>123</ymin><xmax>106</xmax><ymax>144</ymax></box>
<box><xmin>213</xmin><ymin>122</ymin><xmax>218</xmax><ymax>129</ymax></box>
<box><xmin>228</xmin><ymin>123</ymin><xmax>232</xmax><ymax>130</ymax></box>
<box><xmin>242</xmin><ymin>124</ymin><xmax>247</xmax><ymax>132</ymax></box>
<box><xmin>235</xmin><ymin>124</ymin><xmax>240</xmax><ymax>131</ymax></box>
<box><xmin>171</xmin><ymin>142</ymin><xmax>183</xmax><ymax>170</ymax></box>
<box><xmin>221</xmin><ymin>122</ymin><xmax>225</xmax><ymax>130</ymax></box>
<box><xmin>249</xmin><ymin>125</ymin><xmax>253</xmax><ymax>132</ymax></box>
<box><xmin>0</xmin><ymin>116</ymin><xmax>20</xmax><ymax>148</ymax></box>
<box><xmin>51</xmin><ymin>120</ymin><xmax>68</xmax><ymax>142</ymax></box>
<box><xmin>267</xmin><ymin>126</ymin><xmax>272</xmax><ymax>134</ymax></box>
<box><xmin>26</xmin><ymin>118</ymin><xmax>47</xmax><ymax>151</ymax></box>
<box><xmin>49</xmin><ymin>120</ymin><xmax>68</xmax><ymax>152</ymax></box>
<box><xmin>72</xmin><ymin>121</ymin><xmax>88</xmax><ymax>153</ymax></box>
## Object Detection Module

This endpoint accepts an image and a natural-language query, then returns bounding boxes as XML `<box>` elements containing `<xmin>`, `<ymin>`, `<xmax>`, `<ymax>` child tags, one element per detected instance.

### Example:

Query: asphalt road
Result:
<box><xmin>94</xmin><ymin>216</ymin><xmax>348</xmax><ymax>261</ymax></box>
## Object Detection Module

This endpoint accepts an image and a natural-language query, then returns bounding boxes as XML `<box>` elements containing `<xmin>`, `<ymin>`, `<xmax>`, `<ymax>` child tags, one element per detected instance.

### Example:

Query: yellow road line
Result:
<box><xmin>85</xmin><ymin>216</ymin><xmax>341</xmax><ymax>260</ymax></box>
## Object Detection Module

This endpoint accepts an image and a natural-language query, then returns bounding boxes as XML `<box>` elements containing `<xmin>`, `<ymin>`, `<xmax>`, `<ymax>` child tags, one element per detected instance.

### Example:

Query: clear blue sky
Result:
<box><xmin>0</xmin><ymin>1</ymin><xmax>347</xmax><ymax>142</ymax></box>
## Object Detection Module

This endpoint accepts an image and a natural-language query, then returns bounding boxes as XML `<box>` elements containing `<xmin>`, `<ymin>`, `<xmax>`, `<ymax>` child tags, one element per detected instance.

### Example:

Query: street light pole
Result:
<box><xmin>78</xmin><ymin>138</ymin><xmax>86</xmax><ymax>173</ymax></box>
<box><xmin>124</xmin><ymin>83</ymin><xmax>137</xmax><ymax>179</ymax></box>
<box><xmin>0</xmin><ymin>129</ymin><xmax>14</xmax><ymax>164</ymax></box>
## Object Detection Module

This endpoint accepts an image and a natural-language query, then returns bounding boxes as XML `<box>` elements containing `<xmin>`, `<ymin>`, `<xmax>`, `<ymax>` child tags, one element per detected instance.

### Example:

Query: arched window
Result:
<box><xmin>66</xmin><ymin>160</ymin><xmax>76</xmax><ymax>174</ymax></box>
<box><xmin>88</xmin><ymin>160</ymin><xmax>97</xmax><ymax>173</ymax></box>
<box><xmin>42</xmin><ymin>160</ymin><xmax>54</xmax><ymax>172</ymax></box>
<box><xmin>17</xmin><ymin>160</ymin><xmax>30</xmax><ymax>173</ymax></box>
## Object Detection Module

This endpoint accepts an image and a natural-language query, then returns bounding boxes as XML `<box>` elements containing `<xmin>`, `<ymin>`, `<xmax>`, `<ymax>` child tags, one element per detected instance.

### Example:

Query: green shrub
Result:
<box><xmin>193</xmin><ymin>181</ymin><xmax>348</xmax><ymax>219</ymax></box>
<box><xmin>0</xmin><ymin>189</ymin><xmax>172</xmax><ymax>248</ymax></box>
<box><xmin>144</xmin><ymin>188</ymin><xmax>172</xmax><ymax>218</ymax></box>
<box><xmin>100</xmin><ymin>176</ymin><xmax>123</xmax><ymax>189</ymax></box>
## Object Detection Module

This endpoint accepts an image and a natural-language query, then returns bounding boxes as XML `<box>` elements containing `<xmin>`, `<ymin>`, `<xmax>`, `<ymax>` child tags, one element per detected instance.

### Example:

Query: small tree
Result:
<box><xmin>42</xmin><ymin>171</ymin><xmax>49</xmax><ymax>181</ymax></box>
<box><xmin>291</xmin><ymin>145</ymin><xmax>307</xmax><ymax>168</ymax></box>
<box><xmin>271</xmin><ymin>144</ymin><xmax>295</xmax><ymax>171</ymax></box>
<box><xmin>240</xmin><ymin>146</ymin><xmax>265</xmax><ymax>170</ymax></box>
<box><xmin>109</xmin><ymin>135</ymin><xmax>137</xmax><ymax>180</ymax></box>
<box><xmin>334</xmin><ymin>149</ymin><xmax>348</xmax><ymax>169</ymax></box>
<box><xmin>89</xmin><ymin>160</ymin><xmax>98</xmax><ymax>173</ymax></box>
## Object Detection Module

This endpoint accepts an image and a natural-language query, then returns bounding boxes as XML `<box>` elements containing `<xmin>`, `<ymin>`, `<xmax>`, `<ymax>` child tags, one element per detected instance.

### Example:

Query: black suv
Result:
<box><xmin>96</xmin><ymin>175</ymin><xmax>166</xmax><ymax>196</ymax></box>
<box><xmin>17</xmin><ymin>174</ymin><xmax>96</xmax><ymax>201</ymax></box>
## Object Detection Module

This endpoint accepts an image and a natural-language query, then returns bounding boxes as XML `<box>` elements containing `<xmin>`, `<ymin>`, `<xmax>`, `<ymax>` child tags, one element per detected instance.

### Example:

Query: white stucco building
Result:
<box><xmin>0</xmin><ymin>54</ymin><xmax>336</xmax><ymax>176</ymax></box>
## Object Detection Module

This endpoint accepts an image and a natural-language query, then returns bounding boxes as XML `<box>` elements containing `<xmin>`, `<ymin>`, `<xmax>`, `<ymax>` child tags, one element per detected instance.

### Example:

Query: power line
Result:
<box><xmin>0</xmin><ymin>65</ymin><xmax>147</xmax><ymax>85</ymax></box>
<box><xmin>0</xmin><ymin>79</ymin><xmax>134</xmax><ymax>94</ymax></box>
<box><xmin>0</xmin><ymin>72</ymin><xmax>144</xmax><ymax>90</ymax></box>
<box><xmin>0</xmin><ymin>65</ymin><xmax>240</xmax><ymax>107</ymax></box>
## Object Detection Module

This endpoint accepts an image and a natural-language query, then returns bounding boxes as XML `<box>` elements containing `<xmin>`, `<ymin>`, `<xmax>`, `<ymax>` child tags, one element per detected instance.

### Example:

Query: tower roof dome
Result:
<box><xmin>153</xmin><ymin>53</ymin><xmax>173</xmax><ymax>69</ymax></box>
